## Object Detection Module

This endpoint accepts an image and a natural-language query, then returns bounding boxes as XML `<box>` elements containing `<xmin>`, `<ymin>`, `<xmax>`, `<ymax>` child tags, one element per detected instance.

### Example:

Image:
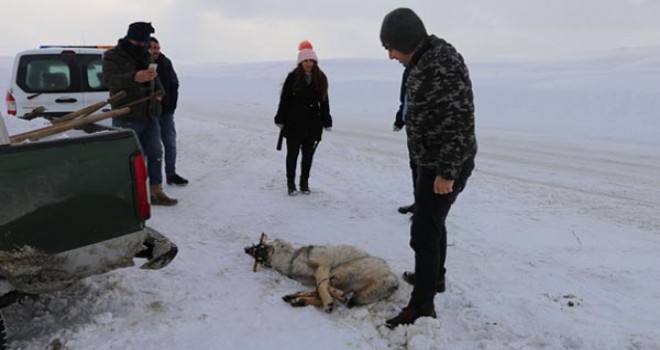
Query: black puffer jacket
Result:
<box><xmin>102</xmin><ymin>38</ymin><xmax>163</xmax><ymax>121</ymax></box>
<box><xmin>274</xmin><ymin>71</ymin><xmax>332</xmax><ymax>141</ymax></box>
<box><xmin>154</xmin><ymin>52</ymin><xmax>179</xmax><ymax>114</ymax></box>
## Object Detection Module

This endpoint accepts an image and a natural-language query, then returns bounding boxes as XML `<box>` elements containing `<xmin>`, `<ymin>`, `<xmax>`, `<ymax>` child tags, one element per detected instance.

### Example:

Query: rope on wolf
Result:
<box><xmin>316</xmin><ymin>277</ymin><xmax>333</xmax><ymax>289</ymax></box>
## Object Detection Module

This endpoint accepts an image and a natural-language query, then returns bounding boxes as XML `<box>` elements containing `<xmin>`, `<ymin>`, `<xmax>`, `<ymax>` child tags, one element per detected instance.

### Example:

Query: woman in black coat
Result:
<box><xmin>274</xmin><ymin>41</ymin><xmax>332</xmax><ymax>195</ymax></box>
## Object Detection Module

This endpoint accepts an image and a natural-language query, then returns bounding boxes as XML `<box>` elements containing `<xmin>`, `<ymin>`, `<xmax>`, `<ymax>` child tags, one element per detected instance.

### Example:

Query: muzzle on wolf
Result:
<box><xmin>244</xmin><ymin>233</ymin><xmax>398</xmax><ymax>313</ymax></box>
<box><xmin>244</xmin><ymin>233</ymin><xmax>273</xmax><ymax>271</ymax></box>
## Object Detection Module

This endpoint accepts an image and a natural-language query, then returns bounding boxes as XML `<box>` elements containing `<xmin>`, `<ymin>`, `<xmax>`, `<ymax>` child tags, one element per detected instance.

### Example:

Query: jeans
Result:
<box><xmin>113</xmin><ymin>118</ymin><xmax>163</xmax><ymax>185</ymax></box>
<box><xmin>157</xmin><ymin>113</ymin><xmax>177</xmax><ymax>176</ymax></box>
<box><xmin>408</xmin><ymin>157</ymin><xmax>474</xmax><ymax>310</ymax></box>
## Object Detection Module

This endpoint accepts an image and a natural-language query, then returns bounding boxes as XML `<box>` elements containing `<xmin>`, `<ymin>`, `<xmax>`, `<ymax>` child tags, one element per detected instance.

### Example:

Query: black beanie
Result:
<box><xmin>380</xmin><ymin>8</ymin><xmax>428</xmax><ymax>54</ymax></box>
<box><xmin>126</xmin><ymin>22</ymin><xmax>155</xmax><ymax>43</ymax></box>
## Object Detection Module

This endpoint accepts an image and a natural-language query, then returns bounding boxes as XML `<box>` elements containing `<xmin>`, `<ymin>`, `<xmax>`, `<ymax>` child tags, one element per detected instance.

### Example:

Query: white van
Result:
<box><xmin>5</xmin><ymin>46</ymin><xmax>112</xmax><ymax>121</ymax></box>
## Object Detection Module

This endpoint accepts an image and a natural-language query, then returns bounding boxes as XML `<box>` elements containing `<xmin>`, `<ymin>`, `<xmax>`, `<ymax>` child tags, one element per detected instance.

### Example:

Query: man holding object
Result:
<box><xmin>103</xmin><ymin>22</ymin><xmax>178</xmax><ymax>206</ymax></box>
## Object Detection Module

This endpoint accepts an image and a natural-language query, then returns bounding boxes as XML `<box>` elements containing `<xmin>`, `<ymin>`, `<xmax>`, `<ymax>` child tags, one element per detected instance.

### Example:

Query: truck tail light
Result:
<box><xmin>6</xmin><ymin>91</ymin><xmax>16</xmax><ymax>116</ymax></box>
<box><xmin>131</xmin><ymin>151</ymin><xmax>151</xmax><ymax>220</ymax></box>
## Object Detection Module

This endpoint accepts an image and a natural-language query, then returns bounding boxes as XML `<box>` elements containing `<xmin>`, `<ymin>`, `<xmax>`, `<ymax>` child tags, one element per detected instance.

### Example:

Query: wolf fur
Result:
<box><xmin>247</xmin><ymin>238</ymin><xmax>398</xmax><ymax>312</ymax></box>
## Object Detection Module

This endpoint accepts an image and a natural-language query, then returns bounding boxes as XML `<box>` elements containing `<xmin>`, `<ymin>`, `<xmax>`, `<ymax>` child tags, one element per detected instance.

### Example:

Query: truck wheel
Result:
<box><xmin>0</xmin><ymin>311</ymin><xmax>6</xmax><ymax>350</ymax></box>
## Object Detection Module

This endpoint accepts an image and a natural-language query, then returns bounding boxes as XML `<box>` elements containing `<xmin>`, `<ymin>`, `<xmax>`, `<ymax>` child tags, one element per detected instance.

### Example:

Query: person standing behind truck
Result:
<box><xmin>103</xmin><ymin>22</ymin><xmax>178</xmax><ymax>206</ymax></box>
<box><xmin>149</xmin><ymin>37</ymin><xmax>188</xmax><ymax>186</ymax></box>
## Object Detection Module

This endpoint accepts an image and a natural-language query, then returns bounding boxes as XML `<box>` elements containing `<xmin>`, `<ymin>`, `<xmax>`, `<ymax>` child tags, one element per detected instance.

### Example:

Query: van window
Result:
<box><xmin>83</xmin><ymin>57</ymin><xmax>107</xmax><ymax>91</ymax></box>
<box><xmin>24</xmin><ymin>59</ymin><xmax>71</xmax><ymax>91</ymax></box>
<box><xmin>16</xmin><ymin>53</ymin><xmax>108</xmax><ymax>93</ymax></box>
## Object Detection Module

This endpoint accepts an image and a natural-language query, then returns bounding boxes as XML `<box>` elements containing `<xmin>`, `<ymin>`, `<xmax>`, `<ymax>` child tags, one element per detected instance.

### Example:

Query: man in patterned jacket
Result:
<box><xmin>380</xmin><ymin>8</ymin><xmax>477</xmax><ymax>328</ymax></box>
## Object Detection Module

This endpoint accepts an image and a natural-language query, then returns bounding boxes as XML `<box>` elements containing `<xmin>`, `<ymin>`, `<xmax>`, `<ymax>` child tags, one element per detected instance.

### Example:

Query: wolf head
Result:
<box><xmin>244</xmin><ymin>236</ymin><xmax>274</xmax><ymax>269</ymax></box>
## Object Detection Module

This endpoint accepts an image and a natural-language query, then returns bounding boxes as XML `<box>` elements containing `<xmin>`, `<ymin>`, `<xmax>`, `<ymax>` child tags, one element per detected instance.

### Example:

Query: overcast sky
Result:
<box><xmin>2</xmin><ymin>0</ymin><xmax>658</xmax><ymax>64</ymax></box>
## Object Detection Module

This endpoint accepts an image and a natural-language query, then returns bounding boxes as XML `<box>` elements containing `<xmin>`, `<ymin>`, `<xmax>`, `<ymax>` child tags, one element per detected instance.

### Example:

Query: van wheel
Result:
<box><xmin>0</xmin><ymin>311</ymin><xmax>6</xmax><ymax>350</ymax></box>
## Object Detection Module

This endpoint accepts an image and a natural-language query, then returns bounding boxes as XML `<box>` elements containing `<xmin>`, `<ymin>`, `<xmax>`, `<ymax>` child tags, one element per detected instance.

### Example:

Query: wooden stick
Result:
<box><xmin>50</xmin><ymin>100</ymin><xmax>108</xmax><ymax>124</ymax></box>
<box><xmin>9</xmin><ymin>107</ymin><xmax>130</xmax><ymax>143</ymax></box>
<box><xmin>114</xmin><ymin>91</ymin><xmax>163</xmax><ymax>110</ymax></box>
<box><xmin>52</xmin><ymin>91</ymin><xmax>127</xmax><ymax>124</ymax></box>
<box><xmin>9</xmin><ymin>90</ymin><xmax>161</xmax><ymax>144</ymax></box>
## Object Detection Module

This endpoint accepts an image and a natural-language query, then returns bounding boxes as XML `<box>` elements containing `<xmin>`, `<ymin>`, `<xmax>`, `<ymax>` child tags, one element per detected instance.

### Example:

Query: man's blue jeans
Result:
<box><xmin>157</xmin><ymin>113</ymin><xmax>177</xmax><ymax>176</ymax></box>
<box><xmin>112</xmin><ymin>118</ymin><xmax>163</xmax><ymax>185</ymax></box>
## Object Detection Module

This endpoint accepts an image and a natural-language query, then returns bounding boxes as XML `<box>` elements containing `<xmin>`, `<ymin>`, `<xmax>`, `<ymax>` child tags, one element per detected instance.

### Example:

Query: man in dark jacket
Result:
<box><xmin>380</xmin><ymin>8</ymin><xmax>477</xmax><ymax>328</ymax></box>
<box><xmin>150</xmin><ymin>37</ymin><xmax>188</xmax><ymax>186</ymax></box>
<box><xmin>103</xmin><ymin>22</ymin><xmax>177</xmax><ymax>206</ymax></box>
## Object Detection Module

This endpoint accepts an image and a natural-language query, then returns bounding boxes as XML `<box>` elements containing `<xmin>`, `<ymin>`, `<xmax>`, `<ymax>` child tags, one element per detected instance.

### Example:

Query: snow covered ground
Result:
<box><xmin>2</xmin><ymin>46</ymin><xmax>660</xmax><ymax>349</ymax></box>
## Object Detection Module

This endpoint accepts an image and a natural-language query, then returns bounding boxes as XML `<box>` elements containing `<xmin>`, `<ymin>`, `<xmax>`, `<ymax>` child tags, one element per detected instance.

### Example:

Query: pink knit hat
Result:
<box><xmin>297</xmin><ymin>40</ymin><xmax>318</xmax><ymax>64</ymax></box>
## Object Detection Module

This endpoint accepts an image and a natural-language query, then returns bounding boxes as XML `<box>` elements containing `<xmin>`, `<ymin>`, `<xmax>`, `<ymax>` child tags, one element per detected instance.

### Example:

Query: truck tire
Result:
<box><xmin>0</xmin><ymin>311</ymin><xmax>6</xmax><ymax>350</ymax></box>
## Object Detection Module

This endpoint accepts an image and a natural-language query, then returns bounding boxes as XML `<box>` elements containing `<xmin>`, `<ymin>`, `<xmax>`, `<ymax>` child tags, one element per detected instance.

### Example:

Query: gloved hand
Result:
<box><xmin>324</xmin><ymin>127</ymin><xmax>332</xmax><ymax>132</ymax></box>
<box><xmin>276</xmin><ymin>123</ymin><xmax>284</xmax><ymax>129</ymax></box>
<box><xmin>393</xmin><ymin>125</ymin><xmax>402</xmax><ymax>132</ymax></box>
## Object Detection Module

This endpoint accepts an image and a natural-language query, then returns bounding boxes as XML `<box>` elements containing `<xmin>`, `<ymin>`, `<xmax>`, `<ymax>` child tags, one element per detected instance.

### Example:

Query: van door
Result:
<box><xmin>14</xmin><ymin>54</ymin><xmax>85</xmax><ymax>118</ymax></box>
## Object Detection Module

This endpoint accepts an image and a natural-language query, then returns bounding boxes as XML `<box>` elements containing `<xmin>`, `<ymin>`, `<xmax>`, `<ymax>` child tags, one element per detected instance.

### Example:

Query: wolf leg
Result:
<box><xmin>282</xmin><ymin>290</ymin><xmax>323</xmax><ymax>307</ymax></box>
<box><xmin>327</xmin><ymin>285</ymin><xmax>351</xmax><ymax>304</ymax></box>
<box><xmin>315</xmin><ymin>266</ymin><xmax>334</xmax><ymax>312</ymax></box>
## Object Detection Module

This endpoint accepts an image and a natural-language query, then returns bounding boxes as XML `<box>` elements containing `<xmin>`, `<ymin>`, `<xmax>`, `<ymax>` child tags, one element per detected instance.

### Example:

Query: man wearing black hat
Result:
<box><xmin>103</xmin><ymin>22</ymin><xmax>178</xmax><ymax>206</ymax></box>
<box><xmin>380</xmin><ymin>8</ymin><xmax>477</xmax><ymax>328</ymax></box>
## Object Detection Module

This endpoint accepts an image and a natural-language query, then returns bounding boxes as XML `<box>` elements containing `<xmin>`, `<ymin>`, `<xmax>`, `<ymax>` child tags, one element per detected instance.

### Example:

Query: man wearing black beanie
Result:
<box><xmin>380</xmin><ymin>8</ymin><xmax>478</xmax><ymax>328</ymax></box>
<box><xmin>103</xmin><ymin>22</ymin><xmax>178</xmax><ymax>206</ymax></box>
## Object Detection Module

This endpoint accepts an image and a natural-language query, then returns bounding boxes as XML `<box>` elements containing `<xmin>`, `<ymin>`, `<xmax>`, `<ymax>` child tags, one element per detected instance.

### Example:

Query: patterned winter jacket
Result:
<box><xmin>405</xmin><ymin>35</ymin><xmax>477</xmax><ymax>180</ymax></box>
<box><xmin>102</xmin><ymin>38</ymin><xmax>163</xmax><ymax>122</ymax></box>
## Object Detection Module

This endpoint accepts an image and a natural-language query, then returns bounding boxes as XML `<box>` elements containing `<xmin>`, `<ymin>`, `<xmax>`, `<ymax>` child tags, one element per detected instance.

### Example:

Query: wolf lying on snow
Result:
<box><xmin>244</xmin><ymin>234</ymin><xmax>398</xmax><ymax>312</ymax></box>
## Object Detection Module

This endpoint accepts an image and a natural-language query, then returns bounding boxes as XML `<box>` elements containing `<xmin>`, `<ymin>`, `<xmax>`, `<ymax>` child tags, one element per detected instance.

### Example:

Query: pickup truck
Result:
<box><xmin>0</xmin><ymin>113</ymin><xmax>177</xmax><ymax>349</ymax></box>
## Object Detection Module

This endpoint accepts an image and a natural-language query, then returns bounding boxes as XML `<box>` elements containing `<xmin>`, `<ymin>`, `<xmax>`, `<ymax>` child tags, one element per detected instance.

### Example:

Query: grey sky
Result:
<box><xmin>1</xmin><ymin>0</ymin><xmax>658</xmax><ymax>63</ymax></box>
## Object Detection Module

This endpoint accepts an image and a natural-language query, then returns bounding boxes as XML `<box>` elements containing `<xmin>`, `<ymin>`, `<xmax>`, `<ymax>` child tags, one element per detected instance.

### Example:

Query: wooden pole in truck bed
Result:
<box><xmin>9</xmin><ymin>107</ymin><xmax>130</xmax><ymax>144</ymax></box>
<box><xmin>51</xmin><ymin>91</ymin><xmax>127</xmax><ymax>124</ymax></box>
<box><xmin>8</xmin><ymin>91</ymin><xmax>163</xmax><ymax>144</ymax></box>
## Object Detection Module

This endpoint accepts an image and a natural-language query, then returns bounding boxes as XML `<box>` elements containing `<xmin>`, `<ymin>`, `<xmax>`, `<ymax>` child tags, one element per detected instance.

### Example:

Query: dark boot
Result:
<box><xmin>287</xmin><ymin>175</ymin><xmax>298</xmax><ymax>196</ymax></box>
<box><xmin>397</xmin><ymin>203</ymin><xmax>415</xmax><ymax>214</ymax></box>
<box><xmin>166</xmin><ymin>174</ymin><xmax>189</xmax><ymax>186</ymax></box>
<box><xmin>299</xmin><ymin>178</ymin><xmax>310</xmax><ymax>195</ymax></box>
<box><xmin>402</xmin><ymin>271</ymin><xmax>446</xmax><ymax>293</ymax></box>
<box><xmin>287</xmin><ymin>185</ymin><xmax>298</xmax><ymax>196</ymax></box>
<box><xmin>385</xmin><ymin>306</ymin><xmax>437</xmax><ymax>328</ymax></box>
